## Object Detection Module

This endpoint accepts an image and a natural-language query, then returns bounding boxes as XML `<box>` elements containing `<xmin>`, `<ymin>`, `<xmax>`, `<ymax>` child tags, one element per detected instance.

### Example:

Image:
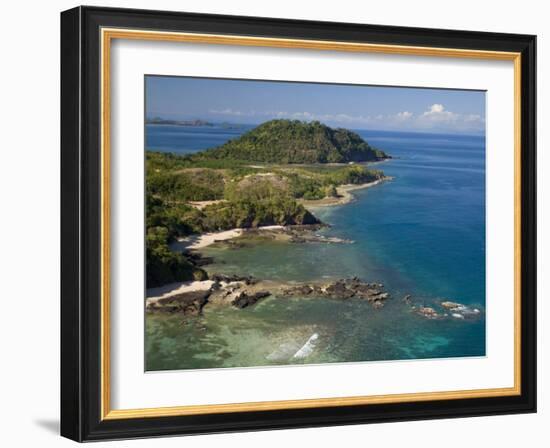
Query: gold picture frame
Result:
<box><xmin>61</xmin><ymin>6</ymin><xmax>536</xmax><ymax>441</ymax></box>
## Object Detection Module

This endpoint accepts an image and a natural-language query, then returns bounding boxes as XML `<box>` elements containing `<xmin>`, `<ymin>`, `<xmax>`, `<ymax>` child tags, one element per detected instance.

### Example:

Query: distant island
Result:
<box><xmin>146</xmin><ymin>119</ymin><xmax>389</xmax><ymax>288</ymax></box>
<box><xmin>146</xmin><ymin>117</ymin><xmax>214</xmax><ymax>127</ymax></box>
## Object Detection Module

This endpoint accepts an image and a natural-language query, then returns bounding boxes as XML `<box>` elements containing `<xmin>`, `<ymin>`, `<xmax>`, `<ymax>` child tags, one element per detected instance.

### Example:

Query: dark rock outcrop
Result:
<box><xmin>282</xmin><ymin>277</ymin><xmax>390</xmax><ymax>308</ymax></box>
<box><xmin>231</xmin><ymin>291</ymin><xmax>272</xmax><ymax>309</ymax></box>
<box><xmin>185</xmin><ymin>251</ymin><xmax>215</xmax><ymax>267</ymax></box>
<box><xmin>211</xmin><ymin>273</ymin><xmax>258</xmax><ymax>285</ymax></box>
<box><xmin>324</xmin><ymin>280</ymin><xmax>356</xmax><ymax>299</ymax></box>
<box><xmin>147</xmin><ymin>289</ymin><xmax>211</xmax><ymax>316</ymax></box>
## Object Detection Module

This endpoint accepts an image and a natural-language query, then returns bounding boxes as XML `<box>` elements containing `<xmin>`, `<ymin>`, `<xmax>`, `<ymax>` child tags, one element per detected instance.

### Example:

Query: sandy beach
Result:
<box><xmin>171</xmin><ymin>225</ymin><xmax>286</xmax><ymax>251</ymax></box>
<box><xmin>146</xmin><ymin>279</ymin><xmax>215</xmax><ymax>304</ymax></box>
<box><xmin>167</xmin><ymin>179</ymin><xmax>389</xmax><ymax>254</ymax></box>
<box><xmin>164</xmin><ymin>179</ymin><xmax>389</xmax><ymax>256</ymax></box>
<box><xmin>300</xmin><ymin>177</ymin><xmax>390</xmax><ymax>208</ymax></box>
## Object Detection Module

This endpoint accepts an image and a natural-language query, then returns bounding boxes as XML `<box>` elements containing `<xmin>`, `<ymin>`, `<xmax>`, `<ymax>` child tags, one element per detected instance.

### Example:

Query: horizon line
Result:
<box><xmin>145</xmin><ymin>117</ymin><xmax>486</xmax><ymax>137</ymax></box>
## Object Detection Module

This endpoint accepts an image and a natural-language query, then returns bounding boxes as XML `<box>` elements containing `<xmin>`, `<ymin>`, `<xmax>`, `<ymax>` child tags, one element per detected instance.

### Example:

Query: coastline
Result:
<box><xmin>158</xmin><ymin>175</ymin><xmax>390</xmax><ymax>305</ymax></box>
<box><xmin>186</xmin><ymin>177</ymin><xmax>390</xmax><ymax>212</ymax></box>
<box><xmin>146</xmin><ymin>276</ymin><xmax>393</xmax><ymax>311</ymax></box>
<box><xmin>300</xmin><ymin>176</ymin><xmax>391</xmax><ymax>209</ymax></box>
<box><xmin>146</xmin><ymin>280</ymin><xmax>214</xmax><ymax>304</ymax></box>
<box><xmin>170</xmin><ymin>225</ymin><xmax>285</xmax><ymax>251</ymax></box>
<box><xmin>168</xmin><ymin>178</ymin><xmax>389</xmax><ymax>253</ymax></box>
<box><xmin>146</xmin><ymin>275</ymin><xmax>481</xmax><ymax>322</ymax></box>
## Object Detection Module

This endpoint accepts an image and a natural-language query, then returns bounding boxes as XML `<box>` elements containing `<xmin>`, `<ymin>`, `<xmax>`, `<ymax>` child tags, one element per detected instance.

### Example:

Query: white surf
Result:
<box><xmin>293</xmin><ymin>333</ymin><xmax>319</xmax><ymax>359</ymax></box>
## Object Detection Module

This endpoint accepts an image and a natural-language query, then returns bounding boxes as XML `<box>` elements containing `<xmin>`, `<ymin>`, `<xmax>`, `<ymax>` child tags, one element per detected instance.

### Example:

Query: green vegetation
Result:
<box><xmin>146</xmin><ymin>194</ymin><xmax>207</xmax><ymax>287</ymax></box>
<box><xmin>145</xmin><ymin>120</ymin><xmax>389</xmax><ymax>288</ymax></box>
<box><xmin>145</xmin><ymin>181</ymin><xmax>319</xmax><ymax>287</ymax></box>
<box><xmin>146</xmin><ymin>226</ymin><xmax>207</xmax><ymax>288</ymax></box>
<box><xmin>192</xmin><ymin>119</ymin><xmax>389</xmax><ymax>164</ymax></box>
<box><xmin>147</xmin><ymin>167</ymin><xmax>225</xmax><ymax>202</ymax></box>
<box><xmin>274</xmin><ymin>165</ymin><xmax>384</xmax><ymax>200</ymax></box>
<box><xmin>201</xmin><ymin>198</ymin><xmax>319</xmax><ymax>230</ymax></box>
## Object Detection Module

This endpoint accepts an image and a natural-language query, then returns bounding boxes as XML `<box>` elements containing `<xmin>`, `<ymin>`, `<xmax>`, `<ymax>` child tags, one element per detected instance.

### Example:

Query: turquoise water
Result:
<box><xmin>145</xmin><ymin>127</ymin><xmax>486</xmax><ymax>371</ymax></box>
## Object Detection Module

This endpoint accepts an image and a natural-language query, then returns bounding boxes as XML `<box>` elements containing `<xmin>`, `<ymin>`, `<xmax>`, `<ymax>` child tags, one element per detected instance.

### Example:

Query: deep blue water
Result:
<box><xmin>145</xmin><ymin>125</ymin><xmax>486</xmax><ymax>370</ymax></box>
<box><xmin>146</xmin><ymin>124</ymin><xmax>255</xmax><ymax>154</ymax></box>
<box><xmin>350</xmin><ymin>130</ymin><xmax>485</xmax><ymax>305</ymax></box>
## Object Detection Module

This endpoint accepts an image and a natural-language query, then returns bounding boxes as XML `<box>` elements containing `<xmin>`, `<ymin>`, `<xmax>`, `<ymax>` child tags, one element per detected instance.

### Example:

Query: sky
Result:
<box><xmin>145</xmin><ymin>76</ymin><xmax>486</xmax><ymax>135</ymax></box>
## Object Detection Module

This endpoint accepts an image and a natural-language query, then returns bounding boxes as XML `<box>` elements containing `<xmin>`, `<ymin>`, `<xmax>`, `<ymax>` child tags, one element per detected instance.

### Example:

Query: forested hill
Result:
<box><xmin>193</xmin><ymin>119</ymin><xmax>390</xmax><ymax>164</ymax></box>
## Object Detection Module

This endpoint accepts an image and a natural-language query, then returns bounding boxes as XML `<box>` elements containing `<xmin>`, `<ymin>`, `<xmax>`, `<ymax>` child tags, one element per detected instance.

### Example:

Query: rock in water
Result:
<box><xmin>324</xmin><ymin>280</ymin><xmax>356</xmax><ymax>299</ymax></box>
<box><xmin>211</xmin><ymin>273</ymin><xmax>258</xmax><ymax>285</ymax></box>
<box><xmin>281</xmin><ymin>278</ymin><xmax>391</xmax><ymax>308</ymax></box>
<box><xmin>417</xmin><ymin>306</ymin><xmax>439</xmax><ymax>319</ymax></box>
<box><xmin>440</xmin><ymin>300</ymin><xmax>482</xmax><ymax>319</ymax></box>
<box><xmin>441</xmin><ymin>301</ymin><xmax>464</xmax><ymax>310</ymax></box>
<box><xmin>147</xmin><ymin>289</ymin><xmax>211</xmax><ymax>316</ymax></box>
<box><xmin>231</xmin><ymin>291</ymin><xmax>271</xmax><ymax>309</ymax></box>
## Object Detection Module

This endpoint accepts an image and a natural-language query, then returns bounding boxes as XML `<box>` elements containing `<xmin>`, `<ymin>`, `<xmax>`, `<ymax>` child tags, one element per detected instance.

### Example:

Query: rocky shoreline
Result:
<box><xmin>146</xmin><ymin>276</ymin><xmax>391</xmax><ymax>315</ymax></box>
<box><xmin>146</xmin><ymin>274</ymin><xmax>483</xmax><ymax>323</ymax></box>
<box><xmin>219</xmin><ymin>224</ymin><xmax>354</xmax><ymax>248</ymax></box>
<box><xmin>170</xmin><ymin>223</ymin><xmax>354</xmax><ymax>252</ymax></box>
<box><xmin>148</xmin><ymin>181</ymin><xmax>482</xmax><ymax>324</ymax></box>
<box><xmin>281</xmin><ymin>277</ymin><xmax>389</xmax><ymax>308</ymax></box>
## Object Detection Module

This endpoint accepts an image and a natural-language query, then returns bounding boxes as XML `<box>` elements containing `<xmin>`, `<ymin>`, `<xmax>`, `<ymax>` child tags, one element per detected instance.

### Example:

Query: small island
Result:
<box><xmin>195</xmin><ymin>119</ymin><xmax>390</xmax><ymax>163</ymax></box>
<box><xmin>146</xmin><ymin>119</ymin><xmax>389</xmax><ymax>288</ymax></box>
<box><xmin>146</xmin><ymin>117</ymin><xmax>214</xmax><ymax>127</ymax></box>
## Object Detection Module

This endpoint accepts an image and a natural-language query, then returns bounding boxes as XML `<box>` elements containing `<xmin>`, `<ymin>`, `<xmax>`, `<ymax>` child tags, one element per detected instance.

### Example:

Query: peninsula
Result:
<box><xmin>146</xmin><ymin>119</ymin><xmax>388</xmax><ymax>288</ymax></box>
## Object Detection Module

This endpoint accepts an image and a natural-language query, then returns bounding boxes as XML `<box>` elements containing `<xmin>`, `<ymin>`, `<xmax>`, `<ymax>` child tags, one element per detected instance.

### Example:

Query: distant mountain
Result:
<box><xmin>194</xmin><ymin>119</ymin><xmax>389</xmax><ymax>163</ymax></box>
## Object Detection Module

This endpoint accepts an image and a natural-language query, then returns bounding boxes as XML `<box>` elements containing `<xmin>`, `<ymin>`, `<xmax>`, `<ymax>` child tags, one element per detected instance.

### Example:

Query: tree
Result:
<box><xmin>326</xmin><ymin>184</ymin><xmax>338</xmax><ymax>198</ymax></box>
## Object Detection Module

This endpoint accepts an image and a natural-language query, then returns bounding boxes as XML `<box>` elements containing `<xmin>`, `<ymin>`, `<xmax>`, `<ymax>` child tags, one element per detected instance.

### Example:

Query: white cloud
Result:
<box><xmin>208</xmin><ymin>103</ymin><xmax>484</xmax><ymax>133</ymax></box>
<box><xmin>289</xmin><ymin>111</ymin><xmax>315</xmax><ymax>120</ymax></box>
<box><xmin>396</xmin><ymin>111</ymin><xmax>413</xmax><ymax>120</ymax></box>
<box><xmin>209</xmin><ymin>108</ymin><xmax>251</xmax><ymax>116</ymax></box>
<box><xmin>429</xmin><ymin>104</ymin><xmax>444</xmax><ymax>113</ymax></box>
<box><xmin>464</xmin><ymin>113</ymin><xmax>483</xmax><ymax>123</ymax></box>
<box><xmin>413</xmin><ymin>103</ymin><xmax>485</xmax><ymax>132</ymax></box>
<box><xmin>420</xmin><ymin>103</ymin><xmax>458</xmax><ymax>123</ymax></box>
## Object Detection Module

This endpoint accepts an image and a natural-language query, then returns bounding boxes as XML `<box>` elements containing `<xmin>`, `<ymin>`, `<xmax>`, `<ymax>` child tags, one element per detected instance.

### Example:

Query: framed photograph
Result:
<box><xmin>61</xmin><ymin>6</ymin><xmax>536</xmax><ymax>441</ymax></box>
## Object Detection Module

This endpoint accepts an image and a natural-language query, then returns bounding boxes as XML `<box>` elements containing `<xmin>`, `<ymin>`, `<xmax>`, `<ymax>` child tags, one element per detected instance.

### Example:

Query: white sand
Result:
<box><xmin>173</xmin><ymin>225</ymin><xmax>286</xmax><ymax>250</ymax></box>
<box><xmin>183</xmin><ymin>228</ymin><xmax>244</xmax><ymax>249</ymax></box>
<box><xmin>146</xmin><ymin>280</ymin><xmax>215</xmax><ymax>305</ymax></box>
<box><xmin>253</xmin><ymin>225</ymin><xmax>285</xmax><ymax>231</ymax></box>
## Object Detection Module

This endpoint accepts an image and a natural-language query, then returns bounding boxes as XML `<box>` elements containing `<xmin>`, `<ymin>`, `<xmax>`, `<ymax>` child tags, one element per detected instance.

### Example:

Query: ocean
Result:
<box><xmin>145</xmin><ymin>124</ymin><xmax>486</xmax><ymax>371</ymax></box>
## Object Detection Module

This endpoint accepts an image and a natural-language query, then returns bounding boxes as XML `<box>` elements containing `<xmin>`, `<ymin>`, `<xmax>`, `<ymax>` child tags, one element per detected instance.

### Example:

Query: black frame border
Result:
<box><xmin>61</xmin><ymin>6</ymin><xmax>536</xmax><ymax>442</ymax></box>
